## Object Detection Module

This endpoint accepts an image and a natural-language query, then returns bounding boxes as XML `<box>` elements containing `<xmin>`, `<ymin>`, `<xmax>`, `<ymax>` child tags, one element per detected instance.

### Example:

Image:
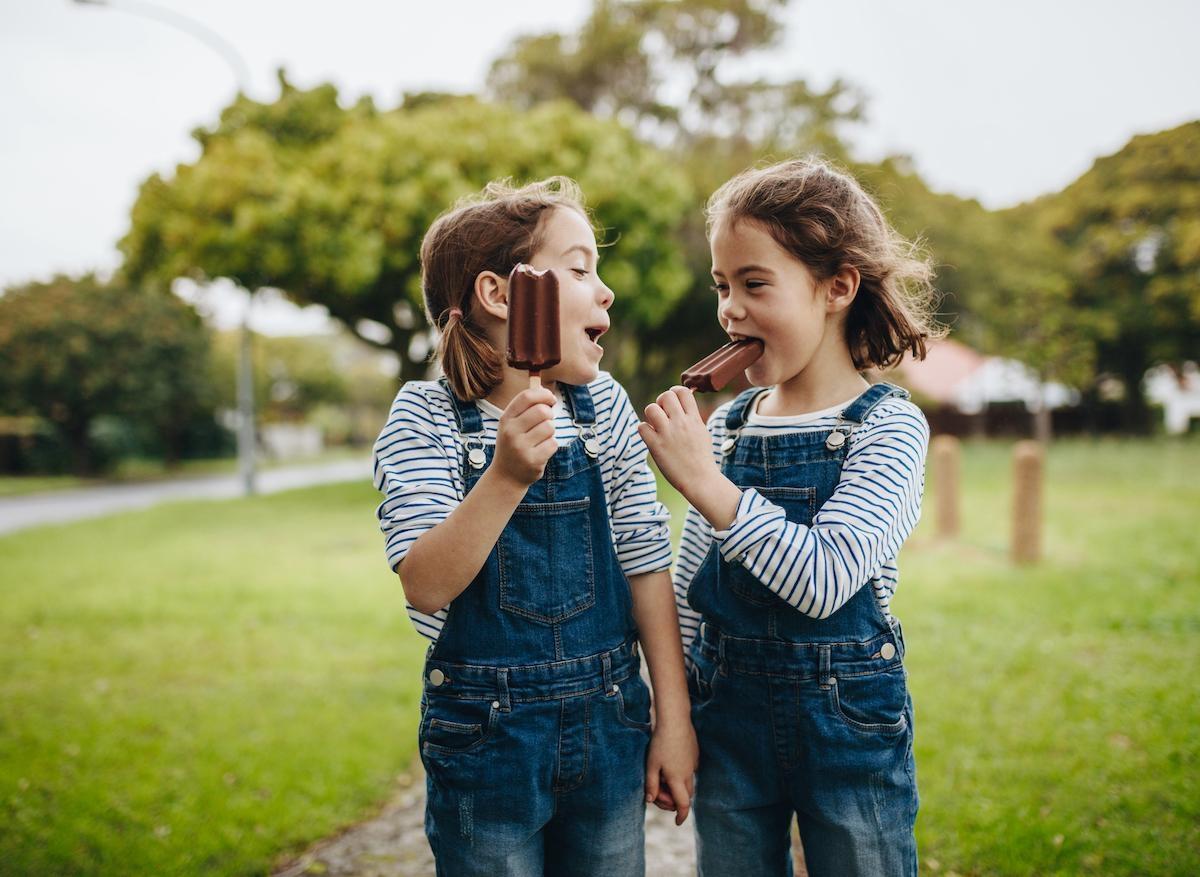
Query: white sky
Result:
<box><xmin>2</xmin><ymin>0</ymin><xmax>1198</xmax><ymax>331</ymax></box>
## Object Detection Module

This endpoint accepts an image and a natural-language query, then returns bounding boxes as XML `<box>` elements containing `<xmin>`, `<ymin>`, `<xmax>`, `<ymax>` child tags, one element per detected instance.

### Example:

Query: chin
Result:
<box><xmin>745</xmin><ymin>363</ymin><xmax>772</xmax><ymax>387</ymax></box>
<box><xmin>547</xmin><ymin>361</ymin><xmax>599</xmax><ymax>386</ymax></box>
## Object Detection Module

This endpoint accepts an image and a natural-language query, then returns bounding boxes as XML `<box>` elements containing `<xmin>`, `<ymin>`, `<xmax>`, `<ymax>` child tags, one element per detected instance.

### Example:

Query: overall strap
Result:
<box><xmin>724</xmin><ymin>386</ymin><xmax>766</xmax><ymax>432</ymax></box>
<box><xmin>840</xmin><ymin>381</ymin><xmax>910</xmax><ymax>425</ymax></box>
<box><xmin>437</xmin><ymin>377</ymin><xmax>487</xmax><ymax>486</ymax></box>
<box><xmin>562</xmin><ymin>382</ymin><xmax>597</xmax><ymax>426</ymax></box>
<box><xmin>437</xmin><ymin>376</ymin><xmax>484</xmax><ymax>434</ymax></box>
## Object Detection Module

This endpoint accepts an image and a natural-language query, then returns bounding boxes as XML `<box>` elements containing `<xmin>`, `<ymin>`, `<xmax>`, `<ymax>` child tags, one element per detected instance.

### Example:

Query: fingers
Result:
<box><xmin>665</xmin><ymin>773</ymin><xmax>692</xmax><ymax>825</ymax></box>
<box><xmin>673</xmin><ymin>385</ymin><xmax>700</xmax><ymax>419</ymax></box>
<box><xmin>505</xmin><ymin>388</ymin><xmax>557</xmax><ymax>421</ymax></box>
<box><xmin>656</xmin><ymin>388</ymin><xmax>686</xmax><ymax>419</ymax></box>
<box><xmin>642</xmin><ymin>402</ymin><xmax>669</xmax><ymax>433</ymax></box>
<box><xmin>507</xmin><ymin>400</ymin><xmax>555</xmax><ymax>435</ymax></box>
<box><xmin>644</xmin><ymin>763</ymin><xmax>661</xmax><ymax>806</ymax></box>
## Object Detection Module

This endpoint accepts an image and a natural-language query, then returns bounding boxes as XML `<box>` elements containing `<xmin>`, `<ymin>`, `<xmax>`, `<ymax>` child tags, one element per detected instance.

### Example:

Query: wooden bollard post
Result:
<box><xmin>931</xmin><ymin>435</ymin><xmax>961</xmax><ymax>540</ymax></box>
<box><xmin>1012</xmin><ymin>440</ymin><xmax>1043</xmax><ymax>565</ymax></box>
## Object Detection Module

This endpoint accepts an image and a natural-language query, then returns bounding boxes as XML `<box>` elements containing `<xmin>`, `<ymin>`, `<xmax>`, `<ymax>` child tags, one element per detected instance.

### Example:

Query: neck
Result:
<box><xmin>761</xmin><ymin>330</ymin><xmax>868</xmax><ymax>417</ymax></box>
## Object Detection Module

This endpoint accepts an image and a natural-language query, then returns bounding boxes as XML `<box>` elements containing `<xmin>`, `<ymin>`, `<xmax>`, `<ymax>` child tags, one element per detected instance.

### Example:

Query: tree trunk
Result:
<box><xmin>64</xmin><ymin>422</ymin><xmax>93</xmax><ymax>477</ymax></box>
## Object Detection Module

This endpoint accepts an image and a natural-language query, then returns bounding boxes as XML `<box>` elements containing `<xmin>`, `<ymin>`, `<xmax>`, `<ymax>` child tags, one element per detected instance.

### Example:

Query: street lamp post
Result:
<box><xmin>72</xmin><ymin>0</ymin><xmax>259</xmax><ymax>496</ymax></box>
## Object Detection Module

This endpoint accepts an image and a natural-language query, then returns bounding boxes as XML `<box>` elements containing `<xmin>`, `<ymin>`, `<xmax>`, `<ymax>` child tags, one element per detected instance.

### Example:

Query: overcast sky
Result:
<box><xmin>3</xmin><ymin>0</ymin><xmax>1198</xmax><ymax>329</ymax></box>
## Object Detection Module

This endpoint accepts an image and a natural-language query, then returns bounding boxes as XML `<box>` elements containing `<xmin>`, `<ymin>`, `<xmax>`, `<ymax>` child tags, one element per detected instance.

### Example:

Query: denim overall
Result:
<box><xmin>688</xmin><ymin>382</ymin><xmax>919</xmax><ymax>877</ymax></box>
<box><xmin>418</xmin><ymin>379</ymin><xmax>651</xmax><ymax>877</ymax></box>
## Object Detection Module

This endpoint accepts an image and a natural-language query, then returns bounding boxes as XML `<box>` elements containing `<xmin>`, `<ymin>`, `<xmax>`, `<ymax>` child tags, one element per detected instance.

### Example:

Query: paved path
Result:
<box><xmin>272</xmin><ymin>764</ymin><xmax>807</xmax><ymax>876</ymax></box>
<box><xmin>0</xmin><ymin>459</ymin><xmax>371</xmax><ymax>536</ymax></box>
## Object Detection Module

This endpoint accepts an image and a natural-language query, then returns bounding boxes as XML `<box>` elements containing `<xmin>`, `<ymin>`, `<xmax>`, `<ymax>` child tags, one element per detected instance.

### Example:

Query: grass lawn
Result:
<box><xmin>1</xmin><ymin>437</ymin><xmax>1196</xmax><ymax>875</ymax></box>
<box><xmin>897</xmin><ymin>439</ymin><xmax>1199</xmax><ymax>876</ymax></box>
<box><xmin>0</xmin><ymin>481</ymin><xmax>426</xmax><ymax>876</ymax></box>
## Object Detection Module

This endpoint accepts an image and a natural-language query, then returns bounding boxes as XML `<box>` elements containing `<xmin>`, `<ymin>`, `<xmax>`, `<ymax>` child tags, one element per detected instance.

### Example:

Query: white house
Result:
<box><xmin>887</xmin><ymin>339</ymin><xmax>1079</xmax><ymax>414</ymax></box>
<box><xmin>1145</xmin><ymin>362</ymin><xmax>1200</xmax><ymax>435</ymax></box>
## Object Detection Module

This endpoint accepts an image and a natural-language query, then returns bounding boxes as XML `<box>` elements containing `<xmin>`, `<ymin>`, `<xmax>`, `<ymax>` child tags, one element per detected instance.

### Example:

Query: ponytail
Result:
<box><xmin>436</xmin><ymin>307</ymin><xmax>504</xmax><ymax>401</ymax></box>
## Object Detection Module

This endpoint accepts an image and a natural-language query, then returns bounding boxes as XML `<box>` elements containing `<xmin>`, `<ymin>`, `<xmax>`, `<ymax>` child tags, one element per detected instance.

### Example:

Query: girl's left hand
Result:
<box><xmin>638</xmin><ymin>387</ymin><xmax>719</xmax><ymax>499</ymax></box>
<box><xmin>644</xmin><ymin>719</ymin><xmax>698</xmax><ymax>825</ymax></box>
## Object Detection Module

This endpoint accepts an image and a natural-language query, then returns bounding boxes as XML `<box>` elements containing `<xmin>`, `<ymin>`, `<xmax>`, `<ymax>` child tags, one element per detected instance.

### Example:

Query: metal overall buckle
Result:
<box><xmin>465</xmin><ymin>434</ymin><xmax>486</xmax><ymax>469</ymax></box>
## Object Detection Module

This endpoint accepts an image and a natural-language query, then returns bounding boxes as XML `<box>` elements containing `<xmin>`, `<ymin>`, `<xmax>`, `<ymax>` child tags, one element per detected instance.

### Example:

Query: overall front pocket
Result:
<box><xmin>828</xmin><ymin>666</ymin><xmax>909</xmax><ymax>736</ymax></box>
<box><xmin>727</xmin><ymin>486</ymin><xmax>816</xmax><ymax>607</ymax></box>
<box><xmin>420</xmin><ymin>697</ymin><xmax>500</xmax><ymax>754</ymax></box>
<box><xmin>497</xmin><ymin>497</ymin><xmax>595</xmax><ymax>624</ymax></box>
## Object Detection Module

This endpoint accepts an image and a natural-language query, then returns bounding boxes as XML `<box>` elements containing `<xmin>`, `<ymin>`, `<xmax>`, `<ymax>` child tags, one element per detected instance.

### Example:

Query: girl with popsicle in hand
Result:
<box><xmin>642</xmin><ymin>157</ymin><xmax>942</xmax><ymax>877</ymax></box>
<box><xmin>371</xmin><ymin>177</ymin><xmax>696</xmax><ymax>876</ymax></box>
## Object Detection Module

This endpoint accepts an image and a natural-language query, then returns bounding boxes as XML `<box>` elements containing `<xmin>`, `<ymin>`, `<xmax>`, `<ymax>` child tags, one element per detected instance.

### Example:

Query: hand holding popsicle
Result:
<box><xmin>493</xmin><ymin>387</ymin><xmax>559</xmax><ymax>488</ymax></box>
<box><xmin>506</xmin><ymin>264</ymin><xmax>561</xmax><ymax>389</ymax></box>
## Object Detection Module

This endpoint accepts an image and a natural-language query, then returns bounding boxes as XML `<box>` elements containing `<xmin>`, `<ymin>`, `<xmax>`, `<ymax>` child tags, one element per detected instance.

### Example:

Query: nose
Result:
<box><xmin>597</xmin><ymin>279</ymin><xmax>614</xmax><ymax>310</ymax></box>
<box><xmin>718</xmin><ymin>294</ymin><xmax>744</xmax><ymax>326</ymax></box>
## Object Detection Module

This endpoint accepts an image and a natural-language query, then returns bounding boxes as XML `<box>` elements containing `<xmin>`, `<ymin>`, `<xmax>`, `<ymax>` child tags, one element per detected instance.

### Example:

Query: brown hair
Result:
<box><xmin>706</xmin><ymin>157</ymin><xmax>944</xmax><ymax>370</ymax></box>
<box><xmin>420</xmin><ymin>177</ymin><xmax>590</xmax><ymax>400</ymax></box>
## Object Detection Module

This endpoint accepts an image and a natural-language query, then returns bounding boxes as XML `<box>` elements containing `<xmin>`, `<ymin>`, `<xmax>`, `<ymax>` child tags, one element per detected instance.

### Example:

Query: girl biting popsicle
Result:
<box><xmin>641</xmin><ymin>157</ymin><xmax>942</xmax><ymax>877</ymax></box>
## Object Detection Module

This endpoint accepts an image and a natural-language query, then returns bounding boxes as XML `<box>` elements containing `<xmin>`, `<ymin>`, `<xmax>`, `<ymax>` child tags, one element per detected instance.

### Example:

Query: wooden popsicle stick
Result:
<box><xmin>529</xmin><ymin>372</ymin><xmax>541</xmax><ymax>390</ymax></box>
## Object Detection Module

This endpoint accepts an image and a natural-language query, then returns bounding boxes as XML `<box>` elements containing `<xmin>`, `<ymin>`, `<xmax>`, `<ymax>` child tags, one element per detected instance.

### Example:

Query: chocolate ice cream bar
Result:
<box><xmin>681</xmin><ymin>339</ymin><xmax>764</xmax><ymax>392</ymax></box>
<box><xmin>506</xmin><ymin>264</ymin><xmax>561</xmax><ymax>387</ymax></box>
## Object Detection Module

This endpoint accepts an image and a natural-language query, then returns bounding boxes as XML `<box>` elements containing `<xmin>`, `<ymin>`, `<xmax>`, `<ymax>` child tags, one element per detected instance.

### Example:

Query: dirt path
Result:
<box><xmin>273</xmin><ymin>765</ymin><xmax>806</xmax><ymax>876</ymax></box>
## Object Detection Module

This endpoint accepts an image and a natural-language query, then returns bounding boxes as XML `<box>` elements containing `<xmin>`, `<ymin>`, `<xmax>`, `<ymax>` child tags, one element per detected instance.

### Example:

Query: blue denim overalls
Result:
<box><xmin>418</xmin><ymin>379</ymin><xmax>651</xmax><ymax>877</ymax></box>
<box><xmin>688</xmin><ymin>382</ymin><xmax>919</xmax><ymax>877</ymax></box>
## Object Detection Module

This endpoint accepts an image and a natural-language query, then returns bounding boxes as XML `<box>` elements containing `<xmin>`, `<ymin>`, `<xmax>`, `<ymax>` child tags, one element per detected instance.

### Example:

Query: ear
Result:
<box><xmin>825</xmin><ymin>265</ymin><xmax>860</xmax><ymax>315</ymax></box>
<box><xmin>473</xmin><ymin>270</ymin><xmax>508</xmax><ymax>321</ymax></box>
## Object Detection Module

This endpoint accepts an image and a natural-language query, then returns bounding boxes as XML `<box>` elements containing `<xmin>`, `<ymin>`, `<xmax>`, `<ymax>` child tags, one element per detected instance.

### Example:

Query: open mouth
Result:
<box><xmin>585</xmin><ymin>326</ymin><xmax>606</xmax><ymax>344</ymax></box>
<box><xmin>728</xmin><ymin>332</ymin><xmax>761</xmax><ymax>344</ymax></box>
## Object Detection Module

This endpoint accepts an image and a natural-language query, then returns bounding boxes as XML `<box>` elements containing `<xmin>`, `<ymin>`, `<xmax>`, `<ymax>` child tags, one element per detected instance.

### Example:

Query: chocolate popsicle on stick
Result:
<box><xmin>681</xmin><ymin>339</ymin><xmax>765</xmax><ymax>392</ymax></box>
<box><xmin>506</xmin><ymin>264</ymin><xmax>561</xmax><ymax>390</ymax></box>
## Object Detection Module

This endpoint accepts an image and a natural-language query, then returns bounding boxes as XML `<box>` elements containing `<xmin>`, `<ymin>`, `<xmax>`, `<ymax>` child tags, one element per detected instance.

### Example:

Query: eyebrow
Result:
<box><xmin>712</xmin><ymin>264</ymin><xmax>776</xmax><ymax>278</ymax></box>
<box><xmin>562</xmin><ymin>244</ymin><xmax>597</xmax><ymax>262</ymax></box>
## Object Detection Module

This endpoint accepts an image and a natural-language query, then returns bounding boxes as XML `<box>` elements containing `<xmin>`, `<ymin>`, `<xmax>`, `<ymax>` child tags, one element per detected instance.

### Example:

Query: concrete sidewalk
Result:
<box><xmin>0</xmin><ymin>458</ymin><xmax>371</xmax><ymax>537</ymax></box>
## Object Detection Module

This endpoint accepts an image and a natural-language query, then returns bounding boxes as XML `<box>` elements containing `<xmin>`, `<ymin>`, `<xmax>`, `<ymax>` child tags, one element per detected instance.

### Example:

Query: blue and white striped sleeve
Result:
<box><xmin>715</xmin><ymin>399</ymin><xmax>929</xmax><ymax>619</ymax></box>
<box><xmin>603</xmin><ymin>379</ymin><xmax>674</xmax><ymax>578</ymax></box>
<box><xmin>671</xmin><ymin>403</ymin><xmax>731</xmax><ymax>657</ymax></box>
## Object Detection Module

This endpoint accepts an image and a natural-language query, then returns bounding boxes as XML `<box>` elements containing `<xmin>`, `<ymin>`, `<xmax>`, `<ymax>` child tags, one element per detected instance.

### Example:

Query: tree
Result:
<box><xmin>484</xmin><ymin>0</ymin><xmax>865</xmax><ymax>398</ymax></box>
<box><xmin>1019</xmin><ymin>121</ymin><xmax>1200</xmax><ymax>430</ymax></box>
<box><xmin>120</xmin><ymin>78</ymin><xmax>694</xmax><ymax>384</ymax></box>
<box><xmin>487</xmin><ymin>0</ymin><xmax>861</xmax><ymax>155</ymax></box>
<box><xmin>0</xmin><ymin>275</ymin><xmax>216</xmax><ymax>474</ymax></box>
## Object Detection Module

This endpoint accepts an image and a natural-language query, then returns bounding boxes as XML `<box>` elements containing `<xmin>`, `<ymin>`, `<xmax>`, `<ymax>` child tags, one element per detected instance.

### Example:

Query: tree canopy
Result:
<box><xmin>120</xmin><ymin>76</ymin><xmax>694</xmax><ymax>381</ymax></box>
<box><xmin>0</xmin><ymin>275</ymin><xmax>215</xmax><ymax>473</ymax></box>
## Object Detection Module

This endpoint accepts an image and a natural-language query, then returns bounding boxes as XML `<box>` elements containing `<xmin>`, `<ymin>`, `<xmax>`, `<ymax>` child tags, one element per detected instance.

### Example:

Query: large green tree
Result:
<box><xmin>120</xmin><ymin>75</ymin><xmax>694</xmax><ymax>385</ymax></box>
<box><xmin>0</xmin><ymin>275</ymin><xmax>215</xmax><ymax>474</ymax></box>
<box><xmin>1017</xmin><ymin>121</ymin><xmax>1200</xmax><ymax>429</ymax></box>
<box><xmin>485</xmin><ymin>0</ymin><xmax>866</xmax><ymax>396</ymax></box>
<box><xmin>487</xmin><ymin>0</ymin><xmax>860</xmax><ymax>156</ymax></box>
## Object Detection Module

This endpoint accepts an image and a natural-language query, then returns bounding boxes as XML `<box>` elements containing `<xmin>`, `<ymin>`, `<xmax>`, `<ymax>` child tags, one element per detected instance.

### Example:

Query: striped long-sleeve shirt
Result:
<box><xmin>673</xmin><ymin>392</ymin><xmax>929</xmax><ymax>655</ymax></box>
<box><xmin>373</xmin><ymin>373</ymin><xmax>673</xmax><ymax>641</ymax></box>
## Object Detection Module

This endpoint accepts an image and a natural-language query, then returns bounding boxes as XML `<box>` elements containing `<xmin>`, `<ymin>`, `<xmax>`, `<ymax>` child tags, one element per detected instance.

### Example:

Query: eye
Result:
<box><xmin>710</xmin><ymin>283</ymin><xmax>729</xmax><ymax>296</ymax></box>
<box><xmin>571</xmin><ymin>267</ymin><xmax>588</xmax><ymax>278</ymax></box>
<box><xmin>746</xmin><ymin>280</ymin><xmax>767</xmax><ymax>290</ymax></box>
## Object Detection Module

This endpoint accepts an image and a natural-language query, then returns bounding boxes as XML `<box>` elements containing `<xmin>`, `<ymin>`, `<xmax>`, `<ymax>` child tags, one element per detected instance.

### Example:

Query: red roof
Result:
<box><xmin>887</xmin><ymin>338</ymin><xmax>986</xmax><ymax>404</ymax></box>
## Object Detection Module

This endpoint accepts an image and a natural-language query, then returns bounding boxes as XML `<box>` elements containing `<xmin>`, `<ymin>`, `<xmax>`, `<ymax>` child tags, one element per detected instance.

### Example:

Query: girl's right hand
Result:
<box><xmin>493</xmin><ymin>387</ymin><xmax>559</xmax><ymax>487</ymax></box>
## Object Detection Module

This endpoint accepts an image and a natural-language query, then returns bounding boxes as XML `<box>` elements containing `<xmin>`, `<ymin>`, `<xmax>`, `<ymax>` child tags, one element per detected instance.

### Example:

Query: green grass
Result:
<box><xmin>0</xmin><ymin>482</ymin><xmax>426</xmax><ymax>876</ymax></box>
<box><xmin>1</xmin><ymin>438</ymin><xmax>1197</xmax><ymax>875</ymax></box>
<box><xmin>891</xmin><ymin>439</ymin><xmax>1198</xmax><ymax>876</ymax></box>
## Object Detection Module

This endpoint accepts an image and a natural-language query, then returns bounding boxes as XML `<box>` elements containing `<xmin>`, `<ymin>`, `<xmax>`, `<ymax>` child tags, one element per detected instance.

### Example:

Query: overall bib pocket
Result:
<box><xmin>498</xmin><ymin>497</ymin><xmax>594</xmax><ymax>624</ymax></box>
<box><xmin>727</xmin><ymin>486</ymin><xmax>816</xmax><ymax>607</ymax></box>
